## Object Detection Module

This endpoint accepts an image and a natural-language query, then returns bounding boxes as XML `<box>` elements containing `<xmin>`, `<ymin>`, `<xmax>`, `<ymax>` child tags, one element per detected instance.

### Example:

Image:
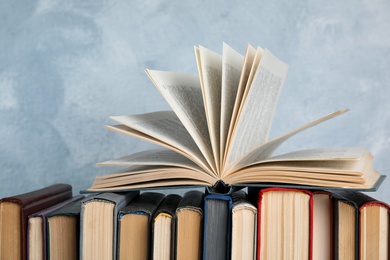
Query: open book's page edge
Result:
<box><xmin>82</xmin><ymin>175</ymin><xmax>385</xmax><ymax>195</ymax></box>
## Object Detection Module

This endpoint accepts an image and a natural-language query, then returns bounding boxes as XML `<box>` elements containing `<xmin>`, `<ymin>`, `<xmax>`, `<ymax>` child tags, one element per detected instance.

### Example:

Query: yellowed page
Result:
<box><xmin>89</xmin><ymin>166</ymin><xmax>215</xmax><ymax>191</ymax></box>
<box><xmin>28</xmin><ymin>217</ymin><xmax>44</xmax><ymax>260</ymax></box>
<box><xmin>264</xmin><ymin>147</ymin><xmax>369</xmax><ymax>162</ymax></box>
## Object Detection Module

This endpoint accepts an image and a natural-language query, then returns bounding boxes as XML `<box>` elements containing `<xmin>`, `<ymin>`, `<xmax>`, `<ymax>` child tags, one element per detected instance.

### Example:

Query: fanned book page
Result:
<box><xmin>89</xmin><ymin>42</ymin><xmax>384</xmax><ymax>193</ymax></box>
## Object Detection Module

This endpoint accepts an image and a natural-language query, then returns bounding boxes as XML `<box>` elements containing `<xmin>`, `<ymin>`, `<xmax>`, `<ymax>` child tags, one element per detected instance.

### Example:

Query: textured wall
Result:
<box><xmin>0</xmin><ymin>0</ymin><xmax>389</xmax><ymax>202</ymax></box>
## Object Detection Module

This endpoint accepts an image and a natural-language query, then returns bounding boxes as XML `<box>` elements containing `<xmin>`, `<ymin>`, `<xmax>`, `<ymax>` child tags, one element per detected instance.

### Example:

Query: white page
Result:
<box><xmin>220</xmin><ymin>43</ymin><xmax>244</xmax><ymax>165</ymax></box>
<box><xmin>146</xmin><ymin>70</ymin><xmax>216</xmax><ymax>173</ymax></box>
<box><xmin>99</xmin><ymin>148</ymin><xmax>206</xmax><ymax>173</ymax></box>
<box><xmin>224</xmin><ymin>47</ymin><xmax>263</xmax><ymax>162</ymax></box>
<box><xmin>238</xmin><ymin>47</ymin><xmax>264</xmax><ymax>109</ymax></box>
<box><xmin>106</xmin><ymin>111</ymin><xmax>213</xmax><ymax>174</ymax></box>
<box><xmin>224</xmin><ymin>44</ymin><xmax>257</xmax><ymax>163</ymax></box>
<box><xmin>226</xmin><ymin>109</ymin><xmax>349</xmax><ymax>173</ymax></box>
<box><xmin>225</xmin><ymin>49</ymin><xmax>289</xmax><ymax>169</ymax></box>
<box><xmin>195</xmin><ymin>46</ymin><xmax>222</xmax><ymax>173</ymax></box>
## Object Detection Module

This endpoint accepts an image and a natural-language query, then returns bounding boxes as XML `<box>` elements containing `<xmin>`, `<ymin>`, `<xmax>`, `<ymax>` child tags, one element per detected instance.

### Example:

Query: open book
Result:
<box><xmin>88</xmin><ymin>43</ymin><xmax>383</xmax><ymax>193</ymax></box>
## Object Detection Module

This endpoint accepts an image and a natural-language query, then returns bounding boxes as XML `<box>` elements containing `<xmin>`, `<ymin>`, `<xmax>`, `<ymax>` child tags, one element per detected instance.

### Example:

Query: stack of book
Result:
<box><xmin>1</xmin><ymin>43</ymin><xmax>388</xmax><ymax>259</ymax></box>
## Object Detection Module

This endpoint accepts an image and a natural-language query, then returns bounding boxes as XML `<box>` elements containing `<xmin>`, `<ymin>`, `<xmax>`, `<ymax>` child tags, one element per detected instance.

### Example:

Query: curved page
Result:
<box><xmin>108</xmin><ymin>111</ymin><xmax>212</xmax><ymax>174</ymax></box>
<box><xmin>146</xmin><ymin>70</ymin><xmax>215</xmax><ymax>173</ymax></box>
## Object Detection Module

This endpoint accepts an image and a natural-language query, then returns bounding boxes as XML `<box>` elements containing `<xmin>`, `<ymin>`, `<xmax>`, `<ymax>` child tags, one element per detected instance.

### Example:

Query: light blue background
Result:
<box><xmin>1</xmin><ymin>0</ymin><xmax>389</xmax><ymax>202</ymax></box>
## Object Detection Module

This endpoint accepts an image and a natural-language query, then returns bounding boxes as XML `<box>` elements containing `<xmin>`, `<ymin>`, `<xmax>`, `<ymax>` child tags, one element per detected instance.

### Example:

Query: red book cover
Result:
<box><xmin>255</xmin><ymin>187</ymin><xmax>313</xmax><ymax>260</ymax></box>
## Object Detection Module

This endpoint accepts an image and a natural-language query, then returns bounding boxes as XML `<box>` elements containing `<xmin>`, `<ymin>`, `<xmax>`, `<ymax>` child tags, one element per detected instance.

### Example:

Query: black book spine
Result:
<box><xmin>203</xmin><ymin>194</ymin><xmax>232</xmax><ymax>260</ymax></box>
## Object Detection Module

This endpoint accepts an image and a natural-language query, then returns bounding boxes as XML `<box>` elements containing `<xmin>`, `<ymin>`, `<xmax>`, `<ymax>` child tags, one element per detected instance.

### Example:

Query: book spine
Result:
<box><xmin>202</xmin><ymin>194</ymin><xmax>233</xmax><ymax>260</ymax></box>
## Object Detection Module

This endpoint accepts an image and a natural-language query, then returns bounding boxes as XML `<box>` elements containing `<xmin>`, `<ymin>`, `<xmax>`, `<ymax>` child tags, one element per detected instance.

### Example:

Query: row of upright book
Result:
<box><xmin>0</xmin><ymin>183</ymin><xmax>389</xmax><ymax>260</ymax></box>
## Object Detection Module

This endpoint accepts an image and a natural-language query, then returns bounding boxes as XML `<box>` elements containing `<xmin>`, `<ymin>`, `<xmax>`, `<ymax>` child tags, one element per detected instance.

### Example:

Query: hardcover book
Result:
<box><xmin>117</xmin><ymin>192</ymin><xmax>165</xmax><ymax>260</ymax></box>
<box><xmin>27</xmin><ymin>195</ymin><xmax>84</xmax><ymax>260</ymax></box>
<box><xmin>254</xmin><ymin>187</ymin><xmax>313</xmax><ymax>260</ymax></box>
<box><xmin>175</xmin><ymin>190</ymin><xmax>204</xmax><ymax>260</ymax></box>
<box><xmin>46</xmin><ymin>197</ymin><xmax>85</xmax><ymax>260</ymax></box>
<box><xmin>79</xmin><ymin>191</ymin><xmax>139</xmax><ymax>260</ymax></box>
<box><xmin>0</xmin><ymin>183</ymin><xmax>72</xmax><ymax>260</ymax></box>
<box><xmin>231</xmin><ymin>190</ymin><xmax>257</xmax><ymax>260</ymax></box>
<box><xmin>332</xmin><ymin>192</ymin><xmax>358</xmax><ymax>260</ymax></box>
<box><xmin>152</xmin><ymin>194</ymin><xmax>182</xmax><ymax>260</ymax></box>
<box><xmin>88</xmin><ymin>43</ymin><xmax>383</xmax><ymax>193</ymax></box>
<box><xmin>203</xmin><ymin>193</ymin><xmax>233</xmax><ymax>260</ymax></box>
<box><xmin>332</xmin><ymin>190</ymin><xmax>390</xmax><ymax>260</ymax></box>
